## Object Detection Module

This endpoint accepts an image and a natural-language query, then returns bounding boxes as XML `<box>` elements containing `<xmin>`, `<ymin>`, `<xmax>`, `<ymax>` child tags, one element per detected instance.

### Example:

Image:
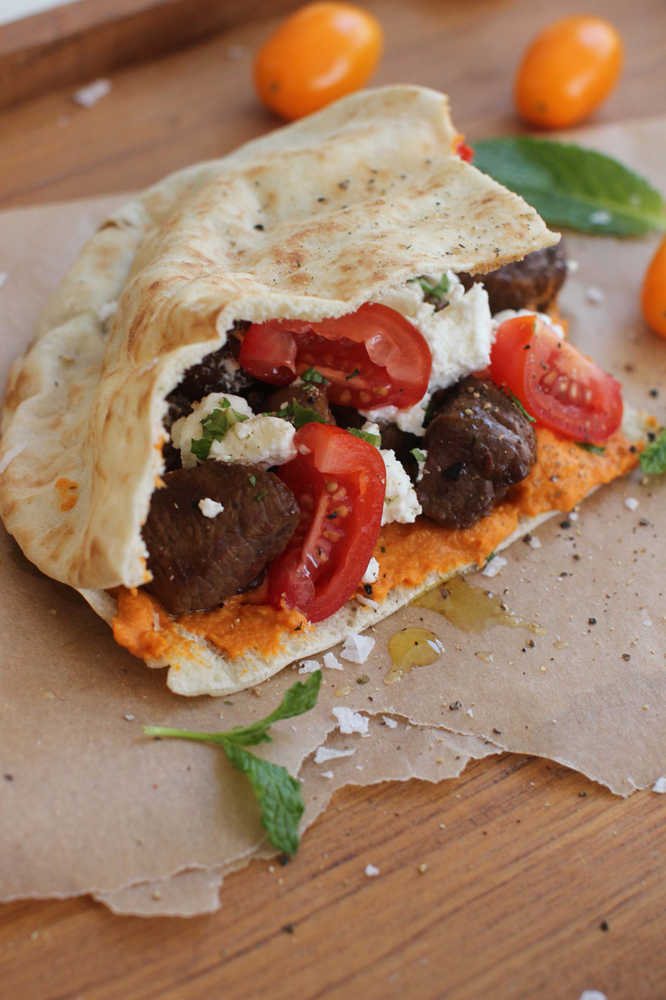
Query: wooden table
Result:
<box><xmin>1</xmin><ymin>1</ymin><xmax>665</xmax><ymax>997</ymax></box>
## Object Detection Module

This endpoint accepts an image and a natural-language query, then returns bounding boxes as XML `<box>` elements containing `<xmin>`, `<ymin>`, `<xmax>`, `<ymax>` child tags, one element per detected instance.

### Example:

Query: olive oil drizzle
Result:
<box><xmin>412</xmin><ymin>576</ymin><xmax>544</xmax><ymax>635</ymax></box>
<box><xmin>386</xmin><ymin>627</ymin><xmax>444</xmax><ymax>685</ymax></box>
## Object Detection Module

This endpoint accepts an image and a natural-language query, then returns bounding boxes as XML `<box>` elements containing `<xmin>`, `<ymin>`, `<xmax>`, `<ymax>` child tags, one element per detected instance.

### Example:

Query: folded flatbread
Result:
<box><xmin>0</xmin><ymin>86</ymin><xmax>640</xmax><ymax>695</ymax></box>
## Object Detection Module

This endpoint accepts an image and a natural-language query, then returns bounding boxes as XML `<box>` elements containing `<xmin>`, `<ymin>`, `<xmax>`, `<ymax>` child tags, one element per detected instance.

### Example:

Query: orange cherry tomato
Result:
<box><xmin>254</xmin><ymin>2</ymin><xmax>383</xmax><ymax>121</ymax></box>
<box><xmin>515</xmin><ymin>16</ymin><xmax>623</xmax><ymax>129</ymax></box>
<box><xmin>641</xmin><ymin>236</ymin><xmax>666</xmax><ymax>339</ymax></box>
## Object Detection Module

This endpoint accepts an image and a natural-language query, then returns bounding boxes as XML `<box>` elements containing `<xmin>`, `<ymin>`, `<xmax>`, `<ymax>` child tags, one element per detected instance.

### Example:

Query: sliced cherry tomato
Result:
<box><xmin>254</xmin><ymin>2</ymin><xmax>383</xmax><ymax>121</ymax></box>
<box><xmin>489</xmin><ymin>314</ymin><xmax>622</xmax><ymax>444</ymax></box>
<box><xmin>515</xmin><ymin>16</ymin><xmax>623</xmax><ymax>129</ymax></box>
<box><xmin>268</xmin><ymin>423</ymin><xmax>385</xmax><ymax>622</ymax></box>
<box><xmin>240</xmin><ymin>303</ymin><xmax>432</xmax><ymax>411</ymax></box>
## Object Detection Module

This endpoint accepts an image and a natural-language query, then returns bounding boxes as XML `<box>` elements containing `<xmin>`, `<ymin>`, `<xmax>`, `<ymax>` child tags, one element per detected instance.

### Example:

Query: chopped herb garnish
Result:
<box><xmin>485</xmin><ymin>550</ymin><xmax>496</xmax><ymax>564</ymax></box>
<box><xmin>347</xmin><ymin>428</ymin><xmax>381</xmax><ymax>448</ymax></box>
<box><xmin>270</xmin><ymin>401</ymin><xmax>327</xmax><ymax>429</ymax></box>
<box><xmin>248</xmin><ymin>474</ymin><xmax>257</xmax><ymax>487</ymax></box>
<box><xmin>345</xmin><ymin>368</ymin><xmax>360</xmax><ymax>380</ymax></box>
<box><xmin>144</xmin><ymin>670</ymin><xmax>322</xmax><ymax>856</ymax></box>
<box><xmin>190</xmin><ymin>402</ymin><xmax>248</xmax><ymax>460</ymax></box>
<box><xmin>409</xmin><ymin>273</ymin><xmax>450</xmax><ymax>307</ymax></box>
<box><xmin>639</xmin><ymin>427</ymin><xmax>666</xmax><ymax>474</ymax></box>
<box><xmin>301</xmin><ymin>367</ymin><xmax>328</xmax><ymax>385</ymax></box>
<box><xmin>505</xmin><ymin>390</ymin><xmax>536</xmax><ymax>423</ymax></box>
<box><xmin>254</xmin><ymin>490</ymin><xmax>266</xmax><ymax>501</ymax></box>
<box><xmin>577</xmin><ymin>442</ymin><xmax>606</xmax><ymax>455</ymax></box>
<box><xmin>410</xmin><ymin>448</ymin><xmax>426</xmax><ymax>463</ymax></box>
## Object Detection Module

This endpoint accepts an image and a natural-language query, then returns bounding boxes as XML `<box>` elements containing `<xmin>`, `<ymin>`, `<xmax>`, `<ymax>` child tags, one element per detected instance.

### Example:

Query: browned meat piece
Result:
<box><xmin>458</xmin><ymin>243</ymin><xmax>567</xmax><ymax>314</ymax></box>
<box><xmin>264</xmin><ymin>382</ymin><xmax>334</xmax><ymax>424</ymax></box>
<box><xmin>416</xmin><ymin>377</ymin><xmax>536</xmax><ymax>529</ymax></box>
<box><xmin>142</xmin><ymin>463</ymin><xmax>299</xmax><ymax>614</ymax></box>
<box><xmin>170</xmin><ymin>336</ymin><xmax>256</xmax><ymax>405</ymax></box>
<box><xmin>375</xmin><ymin>421</ymin><xmax>421</xmax><ymax>481</ymax></box>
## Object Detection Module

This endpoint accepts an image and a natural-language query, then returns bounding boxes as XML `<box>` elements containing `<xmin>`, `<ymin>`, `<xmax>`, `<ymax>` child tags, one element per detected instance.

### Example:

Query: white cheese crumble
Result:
<box><xmin>314</xmin><ymin>746</ymin><xmax>356</xmax><ymax>764</ymax></box>
<box><xmin>492</xmin><ymin>307</ymin><xmax>566</xmax><ymax>339</ymax></box>
<box><xmin>73</xmin><ymin>78</ymin><xmax>111</xmax><ymax>107</ymax></box>
<box><xmin>171</xmin><ymin>392</ymin><xmax>296</xmax><ymax>470</ymax></box>
<box><xmin>198</xmin><ymin>497</ymin><xmax>224</xmax><ymax>518</ymax></box>
<box><xmin>382</xmin><ymin>716</ymin><xmax>398</xmax><ymax>729</ymax></box>
<box><xmin>652</xmin><ymin>777</ymin><xmax>666</xmax><ymax>794</ymax></box>
<box><xmin>340</xmin><ymin>633</ymin><xmax>376</xmax><ymax>664</ymax></box>
<box><xmin>323</xmin><ymin>651</ymin><xmax>343</xmax><ymax>671</ymax></box>
<box><xmin>298</xmin><ymin>659</ymin><xmax>321</xmax><ymax>674</ymax></box>
<box><xmin>481</xmin><ymin>555</ymin><xmax>507</xmax><ymax>578</ymax></box>
<box><xmin>362</xmin><ymin>557</ymin><xmax>379</xmax><ymax>584</ymax></box>
<box><xmin>364</xmin><ymin>864</ymin><xmax>380</xmax><ymax>877</ymax></box>
<box><xmin>624</xmin><ymin>497</ymin><xmax>639</xmax><ymax>511</ymax></box>
<box><xmin>365</xmin><ymin>273</ymin><xmax>493</xmax><ymax>436</ymax></box>
<box><xmin>381</xmin><ymin>446</ymin><xmax>422</xmax><ymax>524</ymax></box>
<box><xmin>586</xmin><ymin>286</ymin><xmax>605</xmax><ymax>304</ymax></box>
<box><xmin>332</xmin><ymin>706</ymin><xmax>369</xmax><ymax>735</ymax></box>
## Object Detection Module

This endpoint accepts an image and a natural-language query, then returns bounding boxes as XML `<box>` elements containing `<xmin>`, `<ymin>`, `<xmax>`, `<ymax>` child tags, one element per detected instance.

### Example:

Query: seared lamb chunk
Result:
<box><xmin>416</xmin><ymin>377</ymin><xmax>536</xmax><ymax>529</ymax></box>
<box><xmin>264</xmin><ymin>382</ymin><xmax>334</xmax><ymax>424</ymax></box>
<box><xmin>458</xmin><ymin>243</ymin><xmax>567</xmax><ymax>314</ymax></box>
<box><xmin>142</xmin><ymin>462</ymin><xmax>299</xmax><ymax>614</ymax></box>
<box><xmin>171</xmin><ymin>338</ymin><xmax>257</xmax><ymax>404</ymax></box>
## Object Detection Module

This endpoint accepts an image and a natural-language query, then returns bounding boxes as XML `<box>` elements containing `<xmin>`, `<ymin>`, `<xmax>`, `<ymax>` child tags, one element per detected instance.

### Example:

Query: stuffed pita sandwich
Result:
<box><xmin>0</xmin><ymin>86</ymin><xmax>641</xmax><ymax>696</ymax></box>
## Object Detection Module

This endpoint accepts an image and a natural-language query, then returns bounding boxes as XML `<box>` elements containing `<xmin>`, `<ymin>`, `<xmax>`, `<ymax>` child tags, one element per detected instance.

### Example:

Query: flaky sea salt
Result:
<box><xmin>0</xmin><ymin>272</ymin><xmax>8</xmax><ymax>289</ymax></box>
<box><xmin>314</xmin><ymin>746</ymin><xmax>355</xmax><ymax>764</ymax></box>
<box><xmin>528</xmin><ymin>535</ymin><xmax>542</xmax><ymax>549</ymax></box>
<box><xmin>340</xmin><ymin>633</ymin><xmax>375</xmax><ymax>664</ymax></box>
<box><xmin>481</xmin><ymin>555</ymin><xmax>507</xmax><ymax>577</ymax></box>
<box><xmin>624</xmin><ymin>497</ymin><xmax>639</xmax><ymax>511</ymax></box>
<box><xmin>579</xmin><ymin>991</ymin><xmax>607</xmax><ymax>1000</ymax></box>
<box><xmin>97</xmin><ymin>300</ymin><xmax>117</xmax><ymax>323</ymax></box>
<box><xmin>362</xmin><ymin>557</ymin><xmax>379</xmax><ymax>584</ymax></box>
<box><xmin>652</xmin><ymin>776</ymin><xmax>666</xmax><ymax>794</ymax></box>
<box><xmin>585</xmin><ymin>286</ymin><xmax>605</xmax><ymax>304</ymax></box>
<box><xmin>73</xmin><ymin>78</ymin><xmax>111</xmax><ymax>108</ymax></box>
<box><xmin>382</xmin><ymin>716</ymin><xmax>398</xmax><ymax>729</ymax></box>
<box><xmin>320</xmin><ymin>770</ymin><xmax>334</xmax><ymax>779</ymax></box>
<box><xmin>323</xmin><ymin>651</ymin><xmax>343</xmax><ymax>671</ymax></box>
<box><xmin>364</xmin><ymin>864</ymin><xmax>380</xmax><ymax>877</ymax></box>
<box><xmin>332</xmin><ymin>706</ymin><xmax>369</xmax><ymax>735</ymax></box>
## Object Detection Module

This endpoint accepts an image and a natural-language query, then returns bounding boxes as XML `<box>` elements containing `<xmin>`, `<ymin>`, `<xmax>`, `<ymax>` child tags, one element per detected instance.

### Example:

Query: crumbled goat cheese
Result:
<box><xmin>624</xmin><ymin>496</ymin><xmax>639</xmax><ymax>511</ymax></box>
<box><xmin>298</xmin><ymin>659</ymin><xmax>321</xmax><ymax>674</ymax></box>
<box><xmin>481</xmin><ymin>554</ymin><xmax>507</xmax><ymax>577</ymax></box>
<box><xmin>323</xmin><ymin>651</ymin><xmax>344</xmax><ymax>671</ymax></box>
<box><xmin>363</xmin><ymin>274</ymin><xmax>493</xmax><ymax>435</ymax></box>
<box><xmin>381</xmin><ymin>446</ymin><xmax>422</xmax><ymax>525</ymax></box>
<box><xmin>364</xmin><ymin>864</ymin><xmax>380</xmax><ymax>877</ymax></box>
<box><xmin>362</xmin><ymin>557</ymin><xmax>379</xmax><ymax>584</ymax></box>
<box><xmin>0</xmin><ymin>272</ymin><xmax>8</xmax><ymax>289</ymax></box>
<box><xmin>97</xmin><ymin>300</ymin><xmax>117</xmax><ymax>323</ymax></box>
<box><xmin>171</xmin><ymin>392</ymin><xmax>296</xmax><ymax>469</ymax></box>
<box><xmin>340</xmin><ymin>633</ymin><xmax>376</xmax><ymax>664</ymax></box>
<box><xmin>586</xmin><ymin>286</ymin><xmax>605</xmax><ymax>304</ymax></box>
<box><xmin>314</xmin><ymin>746</ymin><xmax>356</xmax><ymax>763</ymax></box>
<box><xmin>652</xmin><ymin>776</ymin><xmax>666</xmax><ymax>794</ymax></box>
<box><xmin>382</xmin><ymin>716</ymin><xmax>398</xmax><ymax>729</ymax></box>
<box><xmin>73</xmin><ymin>78</ymin><xmax>111</xmax><ymax>107</ymax></box>
<box><xmin>198</xmin><ymin>497</ymin><xmax>224</xmax><ymax>518</ymax></box>
<box><xmin>332</xmin><ymin>706</ymin><xmax>369</xmax><ymax>735</ymax></box>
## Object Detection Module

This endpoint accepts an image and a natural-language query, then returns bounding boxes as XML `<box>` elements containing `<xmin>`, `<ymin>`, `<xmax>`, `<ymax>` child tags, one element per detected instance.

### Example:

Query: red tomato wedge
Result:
<box><xmin>490</xmin><ymin>314</ymin><xmax>622</xmax><ymax>444</ymax></box>
<box><xmin>268</xmin><ymin>424</ymin><xmax>386</xmax><ymax>623</ymax></box>
<box><xmin>239</xmin><ymin>303</ymin><xmax>431</xmax><ymax>411</ymax></box>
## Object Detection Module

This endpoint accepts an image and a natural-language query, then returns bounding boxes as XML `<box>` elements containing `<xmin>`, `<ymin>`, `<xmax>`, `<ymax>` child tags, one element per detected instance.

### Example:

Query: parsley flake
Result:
<box><xmin>577</xmin><ymin>442</ymin><xmax>606</xmax><ymax>455</ymax></box>
<box><xmin>409</xmin><ymin>273</ymin><xmax>450</xmax><ymax>307</ymax></box>
<box><xmin>301</xmin><ymin>367</ymin><xmax>328</xmax><ymax>385</ymax></box>
<box><xmin>410</xmin><ymin>448</ymin><xmax>426</xmax><ymax>463</ymax></box>
<box><xmin>347</xmin><ymin>428</ymin><xmax>381</xmax><ymax>447</ymax></box>
<box><xmin>639</xmin><ymin>427</ymin><xmax>666</xmax><ymax>474</ymax></box>
<box><xmin>190</xmin><ymin>402</ymin><xmax>249</xmax><ymax>460</ymax></box>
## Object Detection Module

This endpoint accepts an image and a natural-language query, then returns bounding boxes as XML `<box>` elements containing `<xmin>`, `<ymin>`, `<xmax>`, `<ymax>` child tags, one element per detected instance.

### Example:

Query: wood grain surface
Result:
<box><xmin>1</xmin><ymin>1</ymin><xmax>665</xmax><ymax>998</ymax></box>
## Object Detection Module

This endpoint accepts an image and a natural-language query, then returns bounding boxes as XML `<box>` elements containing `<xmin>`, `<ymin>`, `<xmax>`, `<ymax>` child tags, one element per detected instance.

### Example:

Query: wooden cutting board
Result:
<box><xmin>0</xmin><ymin>1</ymin><xmax>664</xmax><ymax>998</ymax></box>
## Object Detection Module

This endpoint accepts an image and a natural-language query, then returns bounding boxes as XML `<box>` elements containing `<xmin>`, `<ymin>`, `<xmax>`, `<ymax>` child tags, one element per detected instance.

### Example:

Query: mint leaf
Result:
<box><xmin>577</xmin><ymin>442</ymin><xmax>606</xmax><ymax>455</ymax></box>
<box><xmin>505</xmin><ymin>389</ymin><xmax>536</xmax><ymax>423</ymax></box>
<box><xmin>347</xmin><ymin>427</ymin><xmax>381</xmax><ymax>448</ymax></box>
<box><xmin>409</xmin><ymin>273</ymin><xmax>450</xmax><ymax>306</ymax></box>
<box><xmin>223</xmin><ymin>742</ymin><xmax>304</xmax><ymax>855</ymax></box>
<box><xmin>640</xmin><ymin>428</ymin><xmax>666</xmax><ymax>474</ymax></box>
<box><xmin>410</xmin><ymin>448</ymin><xmax>426</xmax><ymax>463</ymax></box>
<box><xmin>301</xmin><ymin>367</ymin><xmax>328</xmax><ymax>385</ymax></box>
<box><xmin>143</xmin><ymin>671</ymin><xmax>322</xmax><ymax>855</ymax></box>
<box><xmin>473</xmin><ymin>137</ymin><xmax>666</xmax><ymax>237</ymax></box>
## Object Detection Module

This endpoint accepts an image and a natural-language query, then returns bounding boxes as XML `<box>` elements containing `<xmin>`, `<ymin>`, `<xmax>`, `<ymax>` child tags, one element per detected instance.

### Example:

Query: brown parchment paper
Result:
<box><xmin>0</xmin><ymin>118</ymin><xmax>664</xmax><ymax>917</ymax></box>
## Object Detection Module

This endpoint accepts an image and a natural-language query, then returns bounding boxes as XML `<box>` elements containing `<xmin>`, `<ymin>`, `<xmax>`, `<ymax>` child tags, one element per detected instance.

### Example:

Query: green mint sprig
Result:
<box><xmin>640</xmin><ymin>428</ymin><xmax>666</xmax><ymax>475</ymax></box>
<box><xmin>144</xmin><ymin>670</ymin><xmax>322</xmax><ymax>856</ymax></box>
<box><xmin>473</xmin><ymin>137</ymin><xmax>666</xmax><ymax>237</ymax></box>
<box><xmin>191</xmin><ymin>399</ymin><xmax>249</xmax><ymax>460</ymax></box>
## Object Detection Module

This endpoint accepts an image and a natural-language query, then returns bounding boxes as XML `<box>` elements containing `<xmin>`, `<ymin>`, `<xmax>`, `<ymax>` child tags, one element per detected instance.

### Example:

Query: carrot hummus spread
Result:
<box><xmin>112</xmin><ymin>427</ymin><xmax>638</xmax><ymax>664</ymax></box>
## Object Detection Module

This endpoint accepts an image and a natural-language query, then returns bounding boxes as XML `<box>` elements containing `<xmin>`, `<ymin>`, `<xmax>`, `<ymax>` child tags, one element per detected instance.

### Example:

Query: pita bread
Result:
<box><xmin>1</xmin><ymin>84</ymin><xmax>614</xmax><ymax>697</ymax></box>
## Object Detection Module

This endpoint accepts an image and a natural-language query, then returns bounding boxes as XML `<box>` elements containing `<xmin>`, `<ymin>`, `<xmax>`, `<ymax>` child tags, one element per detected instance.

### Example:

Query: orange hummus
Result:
<box><xmin>112</xmin><ymin>427</ymin><xmax>638</xmax><ymax>664</ymax></box>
